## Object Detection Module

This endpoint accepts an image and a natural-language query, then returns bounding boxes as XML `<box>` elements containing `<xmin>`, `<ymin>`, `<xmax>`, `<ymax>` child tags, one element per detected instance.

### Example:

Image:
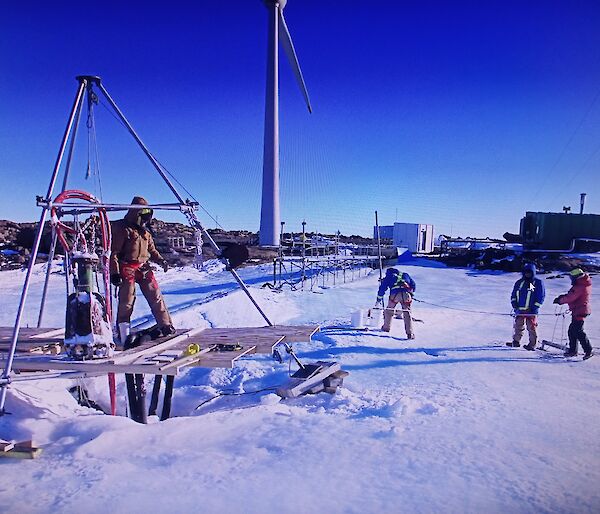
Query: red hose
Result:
<box><xmin>51</xmin><ymin>189</ymin><xmax>112</xmax><ymax>320</ymax></box>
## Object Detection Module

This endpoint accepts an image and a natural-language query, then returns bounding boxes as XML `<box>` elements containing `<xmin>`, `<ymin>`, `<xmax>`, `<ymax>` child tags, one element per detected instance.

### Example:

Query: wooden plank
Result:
<box><xmin>158</xmin><ymin>345</ymin><xmax>218</xmax><ymax>372</ymax></box>
<box><xmin>6</xmin><ymin>357</ymin><xmax>171</xmax><ymax>376</ymax></box>
<box><xmin>0</xmin><ymin>327</ymin><xmax>64</xmax><ymax>355</ymax></box>
<box><xmin>111</xmin><ymin>328</ymin><xmax>204</xmax><ymax>364</ymax></box>
<box><xmin>185</xmin><ymin>332</ymin><xmax>284</xmax><ymax>355</ymax></box>
<box><xmin>0</xmin><ymin>441</ymin><xmax>43</xmax><ymax>459</ymax></box>
<box><xmin>0</xmin><ymin>327</ymin><xmax>44</xmax><ymax>339</ymax></box>
<box><xmin>193</xmin><ymin>345</ymin><xmax>258</xmax><ymax>369</ymax></box>
<box><xmin>184</xmin><ymin>325</ymin><xmax>319</xmax><ymax>355</ymax></box>
<box><xmin>0</xmin><ymin>440</ymin><xmax>15</xmax><ymax>452</ymax></box>
<box><xmin>276</xmin><ymin>361</ymin><xmax>341</xmax><ymax>398</ymax></box>
<box><xmin>30</xmin><ymin>328</ymin><xmax>65</xmax><ymax>339</ymax></box>
<box><xmin>0</xmin><ymin>327</ymin><xmax>61</xmax><ymax>341</ymax></box>
<box><xmin>3</xmin><ymin>325</ymin><xmax>321</xmax><ymax>375</ymax></box>
<box><xmin>0</xmin><ymin>341</ymin><xmax>62</xmax><ymax>353</ymax></box>
<box><xmin>10</xmin><ymin>370</ymin><xmax>107</xmax><ymax>382</ymax></box>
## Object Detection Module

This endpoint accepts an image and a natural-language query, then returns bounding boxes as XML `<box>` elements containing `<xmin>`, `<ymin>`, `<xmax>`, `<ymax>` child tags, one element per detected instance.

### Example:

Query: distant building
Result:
<box><xmin>374</xmin><ymin>223</ymin><xmax>434</xmax><ymax>253</ymax></box>
<box><xmin>520</xmin><ymin>212</ymin><xmax>600</xmax><ymax>250</ymax></box>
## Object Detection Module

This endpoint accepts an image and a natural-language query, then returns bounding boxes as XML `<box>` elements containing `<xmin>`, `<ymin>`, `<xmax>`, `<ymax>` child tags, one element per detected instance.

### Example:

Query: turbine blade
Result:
<box><xmin>278</xmin><ymin>9</ymin><xmax>312</xmax><ymax>113</ymax></box>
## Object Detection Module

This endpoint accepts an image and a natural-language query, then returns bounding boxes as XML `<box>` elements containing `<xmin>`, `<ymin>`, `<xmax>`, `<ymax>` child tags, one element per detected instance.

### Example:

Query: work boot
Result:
<box><xmin>160</xmin><ymin>324</ymin><xmax>176</xmax><ymax>337</ymax></box>
<box><xmin>523</xmin><ymin>342</ymin><xmax>536</xmax><ymax>351</ymax></box>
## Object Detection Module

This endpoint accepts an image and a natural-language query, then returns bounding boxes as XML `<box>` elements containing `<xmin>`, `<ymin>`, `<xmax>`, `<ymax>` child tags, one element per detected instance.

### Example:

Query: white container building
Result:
<box><xmin>375</xmin><ymin>223</ymin><xmax>435</xmax><ymax>254</ymax></box>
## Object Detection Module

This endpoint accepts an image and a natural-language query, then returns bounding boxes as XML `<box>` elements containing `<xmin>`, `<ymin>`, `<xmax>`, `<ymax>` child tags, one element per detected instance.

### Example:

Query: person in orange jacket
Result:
<box><xmin>110</xmin><ymin>196</ymin><xmax>174</xmax><ymax>338</ymax></box>
<box><xmin>554</xmin><ymin>268</ymin><xmax>593</xmax><ymax>359</ymax></box>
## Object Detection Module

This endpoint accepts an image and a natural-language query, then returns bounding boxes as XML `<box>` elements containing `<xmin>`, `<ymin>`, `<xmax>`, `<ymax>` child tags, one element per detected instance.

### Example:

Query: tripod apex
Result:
<box><xmin>76</xmin><ymin>75</ymin><xmax>102</xmax><ymax>84</ymax></box>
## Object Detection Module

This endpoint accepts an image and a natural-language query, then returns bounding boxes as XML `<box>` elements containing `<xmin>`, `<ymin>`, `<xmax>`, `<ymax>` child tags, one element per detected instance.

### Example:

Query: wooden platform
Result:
<box><xmin>0</xmin><ymin>439</ymin><xmax>43</xmax><ymax>459</ymax></box>
<box><xmin>1</xmin><ymin>325</ymin><xmax>320</xmax><ymax>377</ymax></box>
<box><xmin>0</xmin><ymin>327</ymin><xmax>64</xmax><ymax>354</ymax></box>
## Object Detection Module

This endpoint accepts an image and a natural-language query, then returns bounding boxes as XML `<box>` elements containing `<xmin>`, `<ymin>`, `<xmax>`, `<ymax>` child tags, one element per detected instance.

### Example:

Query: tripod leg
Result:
<box><xmin>134</xmin><ymin>374</ymin><xmax>148</xmax><ymax>424</ymax></box>
<box><xmin>125</xmin><ymin>373</ymin><xmax>138</xmax><ymax>421</ymax></box>
<box><xmin>160</xmin><ymin>375</ymin><xmax>175</xmax><ymax>421</ymax></box>
<box><xmin>148</xmin><ymin>375</ymin><xmax>162</xmax><ymax>416</ymax></box>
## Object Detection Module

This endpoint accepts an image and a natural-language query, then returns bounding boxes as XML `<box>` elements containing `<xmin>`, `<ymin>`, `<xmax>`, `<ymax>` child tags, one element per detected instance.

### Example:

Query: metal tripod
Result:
<box><xmin>0</xmin><ymin>75</ymin><xmax>272</xmax><ymax>416</ymax></box>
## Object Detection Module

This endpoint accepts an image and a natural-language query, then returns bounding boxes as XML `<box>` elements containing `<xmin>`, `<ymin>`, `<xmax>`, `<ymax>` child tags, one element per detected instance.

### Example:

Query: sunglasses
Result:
<box><xmin>139</xmin><ymin>208</ymin><xmax>152</xmax><ymax>215</ymax></box>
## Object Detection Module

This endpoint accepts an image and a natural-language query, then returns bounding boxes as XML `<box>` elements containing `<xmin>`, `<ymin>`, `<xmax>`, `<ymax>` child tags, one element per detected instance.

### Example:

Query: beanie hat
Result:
<box><xmin>569</xmin><ymin>268</ymin><xmax>584</xmax><ymax>278</ymax></box>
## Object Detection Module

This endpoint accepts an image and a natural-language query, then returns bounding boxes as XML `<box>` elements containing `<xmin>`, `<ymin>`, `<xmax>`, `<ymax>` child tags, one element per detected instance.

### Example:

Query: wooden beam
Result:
<box><xmin>4</xmin><ymin>325</ymin><xmax>321</xmax><ymax>376</ymax></box>
<box><xmin>5</xmin><ymin>358</ymin><xmax>172</xmax><ymax>376</ymax></box>
<box><xmin>158</xmin><ymin>345</ymin><xmax>217</xmax><ymax>372</ymax></box>
<box><xmin>29</xmin><ymin>328</ymin><xmax>65</xmax><ymax>339</ymax></box>
<box><xmin>193</xmin><ymin>345</ymin><xmax>258</xmax><ymax>369</ymax></box>
<box><xmin>276</xmin><ymin>361</ymin><xmax>341</xmax><ymax>399</ymax></box>
<box><xmin>111</xmin><ymin>327</ymin><xmax>205</xmax><ymax>364</ymax></box>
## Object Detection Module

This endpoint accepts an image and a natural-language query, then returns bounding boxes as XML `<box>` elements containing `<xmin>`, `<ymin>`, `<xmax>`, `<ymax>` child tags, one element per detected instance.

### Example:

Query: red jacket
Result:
<box><xmin>558</xmin><ymin>274</ymin><xmax>592</xmax><ymax>320</ymax></box>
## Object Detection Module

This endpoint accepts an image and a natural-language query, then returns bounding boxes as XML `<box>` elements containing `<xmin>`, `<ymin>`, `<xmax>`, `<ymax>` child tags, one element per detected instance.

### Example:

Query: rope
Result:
<box><xmin>412</xmin><ymin>297</ymin><xmax>567</xmax><ymax>317</ymax></box>
<box><xmin>98</xmin><ymin>98</ymin><xmax>224</xmax><ymax>230</ymax></box>
<box><xmin>152</xmin><ymin>155</ymin><xmax>225</xmax><ymax>229</ymax></box>
<box><xmin>90</xmin><ymin>101</ymin><xmax>104</xmax><ymax>202</ymax></box>
<box><xmin>532</xmin><ymin>84</ymin><xmax>600</xmax><ymax>204</ymax></box>
<box><xmin>193</xmin><ymin>386</ymin><xmax>279</xmax><ymax>411</ymax></box>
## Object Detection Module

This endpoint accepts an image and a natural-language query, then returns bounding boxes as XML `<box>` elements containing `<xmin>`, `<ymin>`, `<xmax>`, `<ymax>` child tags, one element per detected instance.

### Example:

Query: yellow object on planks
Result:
<box><xmin>183</xmin><ymin>343</ymin><xmax>201</xmax><ymax>357</ymax></box>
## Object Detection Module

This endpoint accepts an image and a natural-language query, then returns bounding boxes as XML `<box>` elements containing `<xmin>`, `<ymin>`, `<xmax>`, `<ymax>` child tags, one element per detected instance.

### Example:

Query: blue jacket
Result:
<box><xmin>511</xmin><ymin>263</ymin><xmax>545</xmax><ymax>315</ymax></box>
<box><xmin>377</xmin><ymin>269</ymin><xmax>416</xmax><ymax>300</ymax></box>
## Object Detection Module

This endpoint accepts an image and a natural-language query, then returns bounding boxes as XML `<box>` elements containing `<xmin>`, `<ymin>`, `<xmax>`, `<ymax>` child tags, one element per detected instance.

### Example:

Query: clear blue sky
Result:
<box><xmin>1</xmin><ymin>1</ymin><xmax>600</xmax><ymax>238</ymax></box>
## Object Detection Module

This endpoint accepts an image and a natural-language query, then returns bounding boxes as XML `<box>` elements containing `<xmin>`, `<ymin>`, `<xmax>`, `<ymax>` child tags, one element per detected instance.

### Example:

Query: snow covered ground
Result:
<box><xmin>0</xmin><ymin>259</ymin><xmax>599</xmax><ymax>513</ymax></box>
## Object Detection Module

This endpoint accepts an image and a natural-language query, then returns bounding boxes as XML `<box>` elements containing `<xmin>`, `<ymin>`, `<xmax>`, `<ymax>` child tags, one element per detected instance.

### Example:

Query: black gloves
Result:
<box><xmin>111</xmin><ymin>273</ymin><xmax>122</xmax><ymax>287</ymax></box>
<box><xmin>553</xmin><ymin>297</ymin><xmax>561</xmax><ymax>305</ymax></box>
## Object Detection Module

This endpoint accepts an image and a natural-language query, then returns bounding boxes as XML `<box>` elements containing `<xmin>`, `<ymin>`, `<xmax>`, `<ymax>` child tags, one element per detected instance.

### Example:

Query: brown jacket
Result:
<box><xmin>110</xmin><ymin>196</ymin><xmax>164</xmax><ymax>274</ymax></box>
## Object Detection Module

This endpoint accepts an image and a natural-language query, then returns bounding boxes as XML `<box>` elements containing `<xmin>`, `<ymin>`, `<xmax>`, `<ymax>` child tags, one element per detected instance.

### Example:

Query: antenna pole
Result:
<box><xmin>375</xmin><ymin>210</ymin><xmax>383</xmax><ymax>281</ymax></box>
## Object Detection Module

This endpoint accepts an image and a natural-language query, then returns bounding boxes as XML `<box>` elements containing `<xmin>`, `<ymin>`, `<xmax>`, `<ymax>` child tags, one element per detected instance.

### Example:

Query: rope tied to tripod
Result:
<box><xmin>412</xmin><ymin>297</ymin><xmax>569</xmax><ymax>317</ymax></box>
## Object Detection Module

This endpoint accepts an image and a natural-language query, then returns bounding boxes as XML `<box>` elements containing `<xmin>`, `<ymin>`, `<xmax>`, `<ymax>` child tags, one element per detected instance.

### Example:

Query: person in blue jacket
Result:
<box><xmin>507</xmin><ymin>262</ymin><xmax>545</xmax><ymax>350</ymax></box>
<box><xmin>376</xmin><ymin>268</ymin><xmax>416</xmax><ymax>337</ymax></box>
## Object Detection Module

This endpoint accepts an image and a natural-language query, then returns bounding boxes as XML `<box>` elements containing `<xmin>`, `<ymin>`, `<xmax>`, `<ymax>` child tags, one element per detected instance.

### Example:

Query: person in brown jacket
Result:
<box><xmin>554</xmin><ymin>268</ymin><xmax>593</xmax><ymax>359</ymax></box>
<box><xmin>110</xmin><ymin>196</ymin><xmax>174</xmax><ymax>338</ymax></box>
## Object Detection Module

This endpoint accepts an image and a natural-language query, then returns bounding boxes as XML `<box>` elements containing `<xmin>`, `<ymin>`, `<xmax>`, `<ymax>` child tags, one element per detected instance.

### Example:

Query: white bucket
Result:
<box><xmin>351</xmin><ymin>309</ymin><xmax>366</xmax><ymax>328</ymax></box>
<box><xmin>367</xmin><ymin>307</ymin><xmax>384</xmax><ymax>328</ymax></box>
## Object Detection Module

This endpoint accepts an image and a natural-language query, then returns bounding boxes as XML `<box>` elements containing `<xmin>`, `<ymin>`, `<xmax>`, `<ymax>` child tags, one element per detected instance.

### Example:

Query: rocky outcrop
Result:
<box><xmin>0</xmin><ymin>219</ymin><xmax>270</xmax><ymax>271</ymax></box>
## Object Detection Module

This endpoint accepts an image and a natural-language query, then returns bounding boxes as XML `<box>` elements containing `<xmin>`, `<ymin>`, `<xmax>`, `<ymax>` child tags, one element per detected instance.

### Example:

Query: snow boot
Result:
<box><xmin>523</xmin><ymin>342</ymin><xmax>536</xmax><ymax>351</ymax></box>
<box><xmin>407</xmin><ymin>333</ymin><xmax>415</xmax><ymax>340</ymax></box>
<box><xmin>564</xmin><ymin>350</ymin><xmax>578</xmax><ymax>358</ymax></box>
<box><xmin>506</xmin><ymin>341</ymin><xmax>521</xmax><ymax>347</ymax></box>
<box><xmin>583</xmin><ymin>351</ymin><xmax>594</xmax><ymax>361</ymax></box>
<box><xmin>160</xmin><ymin>324</ymin><xmax>176</xmax><ymax>337</ymax></box>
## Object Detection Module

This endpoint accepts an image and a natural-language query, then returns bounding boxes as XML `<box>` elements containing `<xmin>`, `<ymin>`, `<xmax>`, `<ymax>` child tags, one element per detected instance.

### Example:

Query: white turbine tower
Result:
<box><xmin>260</xmin><ymin>0</ymin><xmax>312</xmax><ymax>247</ymax></box>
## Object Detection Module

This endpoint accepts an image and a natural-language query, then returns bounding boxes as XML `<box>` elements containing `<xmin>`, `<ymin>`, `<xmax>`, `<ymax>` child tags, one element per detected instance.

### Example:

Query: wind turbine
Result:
<box><xmin>259</xmin><ymin>0</ymin><xmax>312</xmax><ymax>247</ymax></box>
